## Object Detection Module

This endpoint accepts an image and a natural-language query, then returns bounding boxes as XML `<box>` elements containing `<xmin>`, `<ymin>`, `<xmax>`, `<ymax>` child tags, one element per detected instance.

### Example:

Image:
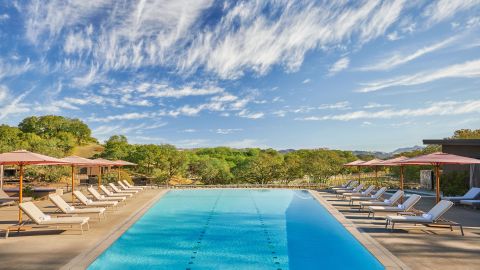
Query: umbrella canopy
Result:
<box><xmin>0</xmin><ymin>150</ymin><xmax>70</xmax><ymax>223</ymax></box>
<box><xmin>93</xmin><ymin>158</ymin><xmax>118</xmax><ymax>166</ymax></box>
<box><xmin>357</xmin><ymin>158</ymin><xmax>384</xmax><ymax>166</ymax></box>
<box><xmin>392</xmin><ymin>152</ymin><xmax>480</xmax><ymax>202</ymax></box>
<box><xmin>114</xmin><ymin>160</ymin><xmax>137</xmax><ymax>166</ymax></box>
<box><xmin>344</xmin><ymin>160</ymin><xmax>365</xmax><ymax>166</ymax></box>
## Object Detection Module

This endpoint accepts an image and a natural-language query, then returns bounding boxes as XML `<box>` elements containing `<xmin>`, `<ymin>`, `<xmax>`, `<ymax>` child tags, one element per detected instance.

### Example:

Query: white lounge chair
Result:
<box><xmin>443</xmin><ymin>187</ymin><xmax>480</xmax><ymax>204</ymax></box>
<box><xmin>359</xmin><ymin>190</ymin><xmax>404</xmax><ymax>209</ymax></box>
<box><xmin>73</xmin><ymin>191</ymin><xmax>118</xmax><ymax>208</ymax></box>
<box><xmin>336</xmin><ymin>183</ymin><xmax>364</xmax><ymax>196</ymax></box>
<box><xmin>342</xmin><ymin>185</ymin><xmax>374</xmax><ymax>199</ymax></box>
<box><xmin>123</xmin><ymin>180</ymin><xmax>151</xmax><ymax>189</ymax></box>
<box><xmin>100</xmin><ymin>185</ymin><xmax>133</xmax><ymax>198</ymax></box>
<box><xmin>117</xmin><ymin>181</ymin><xmax>142</xmax><ymax>191</ymax></box>
<box><xmin>1</xmin><ymin>189</ymin><xmax>33</xmax><ymax>203</ymax></box>
<box><xmin>368</xmin><ymin>194</ymin><xmax>421</xmax><ymax>219</ymax></box>
<box><xmin>385</xmin><ymin>200</ymin><xmax>463</xmax><ymax>235</ymax></box>
<box><xmin>350</xmin><ymin>187</ymin><xmax>387</xmax><ymax>205</ymax></box>
<box><xmin>19</xmin><ymin>202</ymin><xmax>90</xmax><ymax>234</ymax></box>
<box><xmin>49</xmin><ymin>194</ymin><xmax>106</xmax><ymax>220</ymax></box>
<box><xmin>88</xmin><ymin>186</ymin><xmax>127</xmax><ymax>204</ymax></box>
<box><xmin>109</xmin><ymin>183</ymin><xmax>138</xmax><ymax>194</ymax></box>
<box><xmin>459</xmin><ymin>199</ymin><xmax>480</xmax><ymax>209</ymax></box>
<box><xmin>332</xmin><ymin>181</ymin><xmax>358</xmax><ymax>192</ymax></box>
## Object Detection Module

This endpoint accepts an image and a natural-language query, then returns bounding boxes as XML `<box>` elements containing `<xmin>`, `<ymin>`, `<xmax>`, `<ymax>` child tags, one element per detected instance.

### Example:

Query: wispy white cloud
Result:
<box><xmin>302</xmin><ymin>78</ymin><xmax>311</xmax><ymax>84</ymax></box>
<box><xmin>224</xmin><ymin>139</ymin><xmax>266</xmax><ymax>149</ymax></box>
<box><xmin>144</xmin><ymin>84</ymin><xmax>224</xmax><ymax>98</ymax></box>
<box><xmin>296</xmin><ymin>99</ymin><xmax>480</xmax><ymax>121</ymax></box>
<box><xmin>328</xmin><ymin>57</ymin><xmax>350</xmax><ymax>76</ymax></box>
<box><xmin>357</xmin><ymin>59</ymin><xmax>480</xmax><ymax>92</ymax></box>
<box><xmin>237</xmin><ymin>109</ymin><xmax>264</xmax><ymax>119</ymax></box>
<box><xmin>215</xmin><ymin>128</ymin><xmax>242</xmax><ymax>135</ymax></box>
<box><xmin>359</xmin><ymin>37</ymin><xmax>456</xmax><ymax>71</ymax></box>
<box><xmin>89</xmin><ymin>112</ymin><xmax>156</xmax><ymax>123</ymax></box>
<box><xmin>423</xmin><ymin>0</ymin><xmax>480</xmax><ymax>24</ymax></box>
<box><xmin>318</xmin><ymin>101</ymin><xmax>350</xmax><ymax>110</ymax></box>
<box><xmin>0</xmin><ymin>89</ymin><xmax>31</xmax><ymax>120</ymax></box>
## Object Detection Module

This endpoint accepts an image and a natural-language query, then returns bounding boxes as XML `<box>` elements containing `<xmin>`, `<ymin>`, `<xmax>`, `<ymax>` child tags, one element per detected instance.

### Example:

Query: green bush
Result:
<box><xmin>440</xmin><ymin>171</ymin><xmax>469</xmax><ymax>196</ymax></box>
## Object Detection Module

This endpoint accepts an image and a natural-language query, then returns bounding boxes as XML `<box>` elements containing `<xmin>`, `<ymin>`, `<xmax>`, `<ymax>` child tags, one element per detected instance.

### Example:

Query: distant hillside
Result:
<box><xmin>391</xmin><ymin>145</ymin><xmax>424</xmax><ymax>155</ymax></box>
<box><xmin>72</xmin><ymin>143</ymin><xmax>105</xmax><ymax>158</ymax></box>
<box><xmin>353</xmin><ymin>145</ymin><xmax>424</xmax><ymax>159</ymax></box>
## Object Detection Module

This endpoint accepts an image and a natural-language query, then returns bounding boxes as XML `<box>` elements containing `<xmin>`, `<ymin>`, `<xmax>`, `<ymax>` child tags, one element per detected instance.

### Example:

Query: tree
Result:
<box><xmin>451</xmin><ymin>129</ymin><xmax>480</xmax><ymax>139</ymax></box>
<box><xmin>102</xmin><ymin>135</ymin><xmax>131</xmax><ymax>160</ymax></box>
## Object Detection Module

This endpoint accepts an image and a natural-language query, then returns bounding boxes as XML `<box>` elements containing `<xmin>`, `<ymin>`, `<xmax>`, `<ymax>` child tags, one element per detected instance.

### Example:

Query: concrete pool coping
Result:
<box><xmin>63</xmin><ymin>188</ymin><xmax>409</xmax><ymax>269</ymax></box>
<box><xmin>61</xmin><ymin>189</ymin><xmax>168</xmax><ymax>270</ymax></box>
<box><xmin>309</xmin><ymin>190</ymin><xmax>410</xmax><ymax>270</ymax></box>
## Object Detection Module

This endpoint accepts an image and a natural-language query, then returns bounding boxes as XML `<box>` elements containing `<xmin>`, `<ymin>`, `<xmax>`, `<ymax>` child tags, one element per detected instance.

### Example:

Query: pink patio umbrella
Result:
<box><xmin>393</xmin><ymin>152</ymin><xmax>480</xmax><ymax>203</ymax></box>
<box><xmin>113</xmin><ymin>160</ymin><xmax>137</xmax><ymax>183</ymax></box>
<box><xmin>377</xmin><ymin>156</ymin><xmax>409</xmax><ymax>190</ymax></box>
<box><xmin>60</xmin><ymin>156</ymin><xmax>102</xmax><ymax>203</ymax></box>
<box><xmin>93</xmin><ymin>158</ymin><xmax>118</xmax><ymax>191</ymax></box>
<box><xmin>0</xmin><ymin>150</ymin><xmax>70</xmax><ymax>222</ymax></box>
<box><xmin>344</xmin><ymin>160</ymin><xmax>365</xmax><ymax>181</ymax></box>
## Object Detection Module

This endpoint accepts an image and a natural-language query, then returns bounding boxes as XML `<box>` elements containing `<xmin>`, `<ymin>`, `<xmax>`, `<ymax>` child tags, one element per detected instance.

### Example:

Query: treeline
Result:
<box><xmin>100</xmin><ymin>135</ymin><xmax>358</xmax><ymax>184</ymax></box>
<box><xmin>0</xmin><ymin>115</ymin><xmax>96</xmax><ymax>157</ymax></box>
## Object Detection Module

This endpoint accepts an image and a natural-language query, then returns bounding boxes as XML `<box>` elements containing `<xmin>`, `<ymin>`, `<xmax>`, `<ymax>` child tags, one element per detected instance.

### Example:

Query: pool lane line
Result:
<box><xmin>249</xmin><ymin>192</ymin><xmax>283</xmax><ymax>270</ymax></box>
<box><xmin>186</xmin><ymin>190</ymin><xmax>222</xmax><ymax>270</ymax></box>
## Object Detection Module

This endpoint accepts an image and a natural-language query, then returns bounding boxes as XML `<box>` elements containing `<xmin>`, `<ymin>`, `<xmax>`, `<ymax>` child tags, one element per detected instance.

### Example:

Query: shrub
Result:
<box><xmin>440</xmin><ymin>170</ymin><xmax>469</xmax><ymax>196</ymax></box>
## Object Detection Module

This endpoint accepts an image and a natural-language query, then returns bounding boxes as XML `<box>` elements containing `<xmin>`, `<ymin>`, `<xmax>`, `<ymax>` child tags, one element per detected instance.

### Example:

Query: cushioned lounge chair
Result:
<box><xmin>342</xmin><ymin>185</ymin><xmax>374</xmax><ymax>199</ymax></box>
<box><xmin>385</xmin><ymin>200</ymin><xmax>463</xmax><ymax>235</ymax></box>
<box><xmin>443</xmin><ymin>187</ymin><xmax>480</xmax><ymax>204</ymax></box>
<box><xmin>49</xmin><ymin>194</ymin><xmax>106</xmax><ymax>220</ymax></box>
<box><xmin>359</xmin><ymin>190</ymin><xmax>404</xmax><ymax>209</ymax></box>
<box><xmin>350</xmin><ymin>187</ymin><xmax>387</xmax><ymax>205</ymax></box>
<box><xmin>109</xmin><ymin>183</ymin><xmax>138</xmax><ymax>194</ymax></box>
<box><xmin>368</xmin><ymin>194</ymin><xmax>421</xmax><ymax>219</ymax></box>
<box><xmin>19</xmin><ymin>201</ymin><xmax>90</xmax><ymax>234</ymax></box>
<box><xmin>332</xmin><ymin>181</ymin><xmax>358</xmax><ymax>191</ymax></box>
<box><xmin>88</xmin><ymin>186</ymin><xmax>127</xmax><ymax>204</ymax></box>
<box><xmin>330</xmin><ymin>180</ymin><xmax>352</xmax><ymax>189</ymax></box>
<box><xmin>336</xmin><ymin>183</ymin><xmax>364</xmax><ymax>196</ymax></box>
<box><xmin>459</xmin><ymin>199</ymin><xmax>480</xmax><ymax>209</ymax></box>
<box><xmin>117</xmin><ymin>181</ymin><xmax>142</xmax><ymax>191</ymax></box>
<box><xmin>73</xmin><ymin>191</ymin><xmax>118</xmax><ymax>208</ymax></box>
<box><xmin>123</xmin><ymin>180</ymin><xmax>151</xmax><ymax>189</ymax></box>
<box><xmin>100</xmin><ymin>185</ymin><xmax>133</xmax><ymax>198</ymax></box>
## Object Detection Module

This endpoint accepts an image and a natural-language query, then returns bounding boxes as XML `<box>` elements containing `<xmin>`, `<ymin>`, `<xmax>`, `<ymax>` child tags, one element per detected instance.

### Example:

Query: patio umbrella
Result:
<box><xmin>378</xmin><ymin>156</ymin><xmax>409</xmax><ymax>190</ymax></box>
<box><xmin>93</xmin><ymin>158</ymin><xmax>118</xmax><ymax>191</ymax></box>
<box><xmin>395</xmin><ymin>152</ymin><xmax>480</xmax><ymax>203</ymax></box>
<box><xmin>344</xmin><ymin>160</ymin><xmax>365</xmax><ymax>182</ymax></box>
<box><xmin>60</xmin><ymin>156</ymin><xmax>100</xmax><ymax>203</ymax></box>
<box><xmin>0</xmin><ymin>150</ymin><xmax>69</xmax><ymax>222</ymax></box>
<box><xmin>113</xmin><ymin>160</ymin><xmax>137</xmax><ymax>183</ymax></box>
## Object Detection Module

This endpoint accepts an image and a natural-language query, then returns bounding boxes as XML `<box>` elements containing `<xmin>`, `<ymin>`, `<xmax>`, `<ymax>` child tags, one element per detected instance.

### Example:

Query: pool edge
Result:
<box><xmin>309</xmin><ymin>190</ymin><xmax>410</xmax><ymax>270</ymax></box>
<box><xmin>61</xmin><ymin>189</ymin><xmax>169</xmax><ymax>270</ymax></box>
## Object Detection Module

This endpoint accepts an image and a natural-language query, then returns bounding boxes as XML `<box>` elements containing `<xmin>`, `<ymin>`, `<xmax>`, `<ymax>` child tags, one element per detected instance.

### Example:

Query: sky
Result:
<box><xmin>0</xmin><ymin>0</ymin><xmax>479</xmax><ymax>152</ymax></box>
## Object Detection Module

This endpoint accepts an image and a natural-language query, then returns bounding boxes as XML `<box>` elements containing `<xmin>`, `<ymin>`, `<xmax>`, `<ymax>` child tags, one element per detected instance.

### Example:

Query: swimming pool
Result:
<box><xmin>89</xmin><ymin>189</ymin><xmax>384</xmax><ymax>269</ymax></box>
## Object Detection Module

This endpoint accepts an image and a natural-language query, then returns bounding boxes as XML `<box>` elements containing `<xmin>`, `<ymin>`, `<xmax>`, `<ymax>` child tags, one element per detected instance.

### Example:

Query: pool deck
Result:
<box><xmin>0</xmin><ymin>188</ymin><xmax>479</xmax><ymax>270</ymax></box>
<box><xmin>315</xmin><ymin>190</ymin><xmax>480</xmax><ymax>270</ymax></box>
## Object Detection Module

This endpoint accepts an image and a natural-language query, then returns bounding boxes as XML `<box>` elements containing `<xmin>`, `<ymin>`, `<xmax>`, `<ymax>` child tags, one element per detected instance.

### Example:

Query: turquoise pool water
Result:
<box><xmin>89</xmin><ymin>189</ymin><xmax>384</xmax><ymax>269</ymax></box>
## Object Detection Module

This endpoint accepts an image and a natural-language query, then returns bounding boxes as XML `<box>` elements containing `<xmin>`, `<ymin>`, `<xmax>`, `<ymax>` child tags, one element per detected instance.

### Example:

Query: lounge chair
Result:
<box><xmin>100</xmin><ymin>185</ymin><xmax>133</xmax><ymax>198</ymax></box>
<box><xmin>123</xmin><ymin>180</ymin><xmax>151</xmax><ymax>189</ymax></box>
<box><xmin>73</xmin><ymin>191</ymin><xmax>118</xmax><ymax>208</ymax></box>
<box><xmin>459</xmin><ymin>199</ymin><xmax>480</xmax><ymax>209</ymax></box>
<box><xmin>359</xmin><ymin>190</ymin><xmax>404</xmax><ymax>209</ymax></box>
<box><xmin>330</xmin><ymin>180</ymin><xmax>352</xmax><ymax>189</ymax></box>
<box><xmin>368</xmin><ymin>194</ymin><xmax>421</xmax><ymax>219</ymax></box>
<box><xmin>385</xmin><ymin>200</ymin><xmax>463</xmax><ymax>235</ymax></box>
<box><xmin>49</xmin><ymin>194</ymin><xmax>106</xmax><ymax>220</ymax></box>
<box><xmin>336</xmin><ymin>183</ymin><xmax>364</xmax><ymax>196</ymax></box>
<box><xmin>117</xmin><ymin>181</ymin><xmax>142</xmax><ymax>191</ymax></box>
<box><xmin>88</xmin><ymin>186</ymin><xmax>127</xmax><ymax>203</ymax></box>
<box><xmin>1</xmin><ymin>189</ymin><xmax>33</xmax><ymax>203</ymax></box>
<box><xmin>19</xmin><ymin>202</ymin><xmax>90</xmax><ymax>234</ymax></box>
<box><xmin>342</xmin><ymin>185</ymin><xmax>374</xmax><ymax>199</ymax></box>
<box><xmin>350</xmin><ymin>187</ymin><xmax>387</xmax><ymax>205</ymax></box>
<box><xmin>443</xmin><ymin>187</ymin><xmax>480</xmax><ymax>204</ymax></box>
<box><xmin>109</xmin><ymin>183</ymin><xmax>138</xmax><ymax>194</ymax></box>
<box><xmin>332</xmin><ymin>181</ymin><xmax>358</xmax><ymax>191</ymax></box>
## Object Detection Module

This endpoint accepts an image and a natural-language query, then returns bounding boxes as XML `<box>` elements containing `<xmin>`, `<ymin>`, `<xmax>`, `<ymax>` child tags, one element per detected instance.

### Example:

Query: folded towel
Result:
<box><xmin>384</xmin><ymin>199</ymin><xmax>391</xmax><ymax>203</ymax></box>
<box><xmin>87</xmin><ymin>199</ymin><xmax>93</xmax><ymax>203</ymax></box>
<box><xmin>66</xmin><ymin>206</ymin><xmax>75</xmax><ymax>211</ymax></box>
<box><xmin>101</xmin><ymin>195</ymin><xmax>105</xmax><ymax>199</ymax></box>
<box><xmin>371</xmin><ymin>195</ymin><xmax>376</xmax><ymax>198</ymax></box>
<box><xmin>397</xmin><ymin>204</ymin><xmax>405</xmax><ymax>210</ymax></box>
<box><xmin>40</xmin><ymin>215</ymin><xmax>51</xmax><ymax>221</ymax></box>
<box><xmin>422</xmin><ymin>213</ymin><xmax>432</xmax><ymax>220</ymax></box>
<box><xmin>361</xmin><ymin>191</ymin><xmax>366</xmax><ymax>195</ymax></box>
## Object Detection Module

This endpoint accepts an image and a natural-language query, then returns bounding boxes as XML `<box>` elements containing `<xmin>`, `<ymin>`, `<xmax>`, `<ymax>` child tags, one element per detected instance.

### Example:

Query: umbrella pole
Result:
<box><xmin>98</xmin><ymin>167</ymin><xmax>102</xmax><ymax>192</ymax></box>
<box><xmin>435</xmin><ymin>165</ymin><xmax>441</xmax><ymax>203</ymax></box>
<box><xmin>71</xmin><ymin>165</ymin><xmax>75</xmax><ymax>203</ymax></box>
<box><xmin>375</xmin><ymin>166</ymin><xmax>378</xmax><ymax>186</ymax></box>
<box><xmin>400</xmin><ymin>166</ymin><xmax>404</xmax><ymax>190</ymax></box>
<box><xmin>18</xmin><ymin>164</ymin><xmax>23</xmax><ymax>223</ymax></box>
<box><xmin>117</xmin><ymin>167</ymin><xmax>121</xmax><ymax>182</ymax></box>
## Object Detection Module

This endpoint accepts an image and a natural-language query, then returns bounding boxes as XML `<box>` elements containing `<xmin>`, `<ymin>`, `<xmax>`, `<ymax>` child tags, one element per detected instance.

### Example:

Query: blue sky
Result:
<box><xmin>0</xmin><ymin>0</ymin><xmax>479</xmax><ymax>151</ymax></box>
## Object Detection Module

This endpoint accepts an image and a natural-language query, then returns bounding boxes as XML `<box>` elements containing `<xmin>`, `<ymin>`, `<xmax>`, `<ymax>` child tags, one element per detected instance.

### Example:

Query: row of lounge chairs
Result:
<box><xmin>329</xmin><ymin>180</ymin><xmax>464</xmax><ymax>236</ymax></box>
<box><xmin>5</xmin><ymin>180</ymin><xmax>148</xmax><ymax>239</ymax></box>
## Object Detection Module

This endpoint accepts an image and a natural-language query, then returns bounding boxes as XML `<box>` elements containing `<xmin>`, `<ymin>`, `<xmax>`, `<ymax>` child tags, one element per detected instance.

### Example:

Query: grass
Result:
<box><xmin>72</xmin><ymin>143</ymin><xmax>104</xmax><ymax>158</ymax></box>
